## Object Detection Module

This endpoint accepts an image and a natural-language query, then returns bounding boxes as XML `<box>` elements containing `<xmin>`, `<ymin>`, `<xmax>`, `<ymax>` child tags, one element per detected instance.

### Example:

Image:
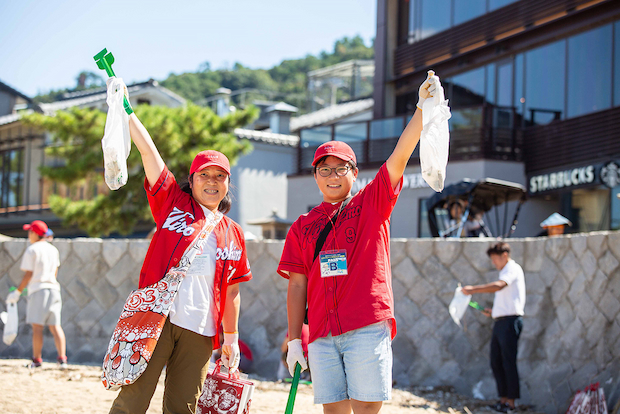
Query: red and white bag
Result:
<box><xmin>197</xmin><ymin>360</ymin><xmax>254</xmax><ymax>414</ymax></box>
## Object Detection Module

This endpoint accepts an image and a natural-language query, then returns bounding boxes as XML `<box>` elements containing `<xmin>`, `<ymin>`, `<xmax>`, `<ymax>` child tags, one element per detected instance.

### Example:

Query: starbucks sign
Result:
<box><xmin>601</xmin><ymin>161</ymin><xmax>620</xmax><ymax>188</ymax></box>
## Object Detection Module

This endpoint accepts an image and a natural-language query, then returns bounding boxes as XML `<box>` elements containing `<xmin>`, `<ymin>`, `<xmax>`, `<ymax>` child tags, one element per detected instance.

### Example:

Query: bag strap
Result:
<box><xmin>313</xmin><ymin>197</ymin><xmax>352</xmax><ymax>261</ymax></box>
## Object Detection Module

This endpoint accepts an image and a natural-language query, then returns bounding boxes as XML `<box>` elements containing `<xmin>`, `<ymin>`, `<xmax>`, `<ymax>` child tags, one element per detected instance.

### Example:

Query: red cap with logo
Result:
<box><xmin>190</xmin><ymin>150</ymin><xmax>231</xmax><ymax>176</ymax></box>
<box><xmin>312</xmin><ymin>141</ymin><xmax>357</xmax><ymax>166</ymax></box>
<box><xmin>23</xmin><ymin>220</ymin><xmax>48</xmax><ymax>236</ymax></box>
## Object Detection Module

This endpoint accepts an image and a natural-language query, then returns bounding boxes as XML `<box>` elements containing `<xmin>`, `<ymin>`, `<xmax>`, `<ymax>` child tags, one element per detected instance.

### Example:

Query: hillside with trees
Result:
<box><xmin>34</xmin><ymin>36</ymin><xmax>374</xmax><ymax>112</ymax></box>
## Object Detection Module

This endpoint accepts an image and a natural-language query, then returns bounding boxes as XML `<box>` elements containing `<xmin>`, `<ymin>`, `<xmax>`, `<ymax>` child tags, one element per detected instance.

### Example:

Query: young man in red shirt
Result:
<box><xmin>277</xmin><ymin>72</ymin><xmax>442</xmax><ymax>414</ymax></box>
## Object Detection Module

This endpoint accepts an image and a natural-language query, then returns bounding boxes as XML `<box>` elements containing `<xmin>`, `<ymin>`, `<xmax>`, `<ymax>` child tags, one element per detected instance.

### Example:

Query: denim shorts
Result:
<box><xmin>307</xmin><ymin>320</ymin><xmax>392</xmax><ymax>404</ymax></box>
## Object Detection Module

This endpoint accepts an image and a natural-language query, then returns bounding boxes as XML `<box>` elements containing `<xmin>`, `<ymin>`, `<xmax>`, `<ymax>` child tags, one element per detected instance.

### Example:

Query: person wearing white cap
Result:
<box><xmin>6</xmin><ymin>220</ymin><xmax>67</xmax><ymax>369</ymax></box>
<box><xmin>539</xmin><ymin>212</ymin><xmax>572</xmax><ymax>237</ymax></box>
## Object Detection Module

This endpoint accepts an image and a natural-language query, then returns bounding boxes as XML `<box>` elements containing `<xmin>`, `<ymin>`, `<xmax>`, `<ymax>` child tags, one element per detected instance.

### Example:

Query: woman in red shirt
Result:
<box><xmin>108</xmin><ymin>87</ymin><xmax>252</xmax><ymax>414</ymax></box>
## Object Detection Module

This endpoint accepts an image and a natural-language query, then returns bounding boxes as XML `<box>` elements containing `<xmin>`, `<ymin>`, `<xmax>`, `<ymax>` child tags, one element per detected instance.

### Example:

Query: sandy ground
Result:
<box><xmin>0</xmin><ymin>359</ymin><xmax>537</xmax><ymax>414</ymax></box>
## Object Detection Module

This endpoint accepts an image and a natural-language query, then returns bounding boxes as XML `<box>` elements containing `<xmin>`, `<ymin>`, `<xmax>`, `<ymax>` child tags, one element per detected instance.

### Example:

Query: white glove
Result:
<box><xmin>6</xmin><ymin>290</ymin><xmax>20</xmax><ymax>305</ymax></box>
<box><xmin>286</xmin><ymin>338</ymin><xmax>308</xmax><ymax>377</ymax></box>
<box><xmin>106</xmin><ymin>77</ymin><xmax>129</xmax><ymax>98</ymax></box>
<box><xmin>417</xmin><ymin>70</ymin><xmax>440</xmax><ymax>110</ymax></box>
<box><xmin>221</xmin><ymin>332</ymin><xmax>241</xmax><ymax>373</ymax></box>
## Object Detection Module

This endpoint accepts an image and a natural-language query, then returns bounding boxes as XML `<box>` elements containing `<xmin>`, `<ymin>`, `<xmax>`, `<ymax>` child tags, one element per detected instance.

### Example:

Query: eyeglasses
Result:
<box><xmin>316</xmin><ymin>165</ymin><xmax>352</xmax><ymax>177</ymax></box>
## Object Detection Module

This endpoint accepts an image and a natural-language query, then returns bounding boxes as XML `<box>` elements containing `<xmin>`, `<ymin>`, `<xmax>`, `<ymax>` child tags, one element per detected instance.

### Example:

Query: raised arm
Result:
<box><xmin>385</xmin><ymin>71</ymin><xmax>438</xmax><ymax>188</ymax></box>
<box><xmin>128</xmin><ymin>114</ymin><xmax>165</xmax><ymax>188</ymax></box>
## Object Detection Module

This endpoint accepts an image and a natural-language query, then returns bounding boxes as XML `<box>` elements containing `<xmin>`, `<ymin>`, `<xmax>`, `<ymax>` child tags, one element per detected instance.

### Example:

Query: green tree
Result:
<box><xmin>21</xmin><ymin>104</ymin><xmax>257</xmax><ymax>236</ymax></box>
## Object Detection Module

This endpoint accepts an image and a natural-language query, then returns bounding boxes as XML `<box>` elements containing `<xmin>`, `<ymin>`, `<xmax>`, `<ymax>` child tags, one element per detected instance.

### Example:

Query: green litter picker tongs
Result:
<box><xmin>285</xmin><ymin>363</ymin><xmax>302</xmax><ymax>414</ymax></box>
<box><xmin>93</xmin><ymin>48</ymin><xmax>133</xmax><ymax>115</ymax></box>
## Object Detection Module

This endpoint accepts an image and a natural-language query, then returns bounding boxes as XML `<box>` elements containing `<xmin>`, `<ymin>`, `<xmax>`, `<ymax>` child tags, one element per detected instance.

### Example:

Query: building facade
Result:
<box><xmin>368</xmin><ymin>0</ymin><xmax>620</xmax><ymax>236</ymax></box>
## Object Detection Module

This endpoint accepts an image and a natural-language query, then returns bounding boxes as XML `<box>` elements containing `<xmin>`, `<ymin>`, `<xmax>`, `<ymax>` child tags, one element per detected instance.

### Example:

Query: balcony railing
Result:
<box><xmin>296</xmin><ymin>104</ymin><xmax>522</xmax><ymax>174</ymax></box>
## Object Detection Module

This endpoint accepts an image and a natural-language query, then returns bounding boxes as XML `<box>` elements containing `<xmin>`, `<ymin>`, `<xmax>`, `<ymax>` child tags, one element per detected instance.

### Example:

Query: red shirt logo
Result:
<box><xmin>162</xmin><ymin>207</ymin><xmax>196</xmax><ymax>236</ymax></box>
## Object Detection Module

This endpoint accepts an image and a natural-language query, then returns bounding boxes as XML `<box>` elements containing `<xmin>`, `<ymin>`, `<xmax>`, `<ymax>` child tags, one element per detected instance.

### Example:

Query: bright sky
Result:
<box><xmin>0</xmin><ymin>0</ymin><xmax>376</xmax><ymax>97</ymax></box>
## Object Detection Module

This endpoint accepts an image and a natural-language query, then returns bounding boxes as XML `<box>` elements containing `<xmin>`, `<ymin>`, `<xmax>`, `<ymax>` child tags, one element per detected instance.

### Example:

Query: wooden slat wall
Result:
<box><xmin>393</xmin><ymin>0</ymin><xmax>607</xmax><ymax>77</ymax></box>
<box><xmin>523</xmin><ymin>106</ymin><xmax>620</xmax><ymax>173</ymax></box>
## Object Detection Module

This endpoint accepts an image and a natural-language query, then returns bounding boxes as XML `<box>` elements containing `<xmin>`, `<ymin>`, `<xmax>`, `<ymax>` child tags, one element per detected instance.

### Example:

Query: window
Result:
<box><xmin>567</xmin><ymin>24</ymin><xmax>612</xmax><ymax>118</ymax></box>
<box><xmin>336</xmin><ymin>122</ymin><xmax>367</xmax><ymax>162</ymax></box>
<box><xmin>0</xmin><ymin>148</ymin><xmax>24</xmax><ymax>209</ymax></box>
<box><xmin>403</xmin><ymin>0</ymin><xmax>521</xmax><ymax>43</ymax></box>
<box><xmin>454</xmin><ymin>0</ymin><xmax>486</xmax><ymax>26</ymax></box>
<box><xmin>514</xmin><ymin>54</ymin><xmax>524</xmax><ymax>117</ymax></box>
<box><xmin>615</xmin><ymin>22</ymin><xmax>620</xmax><ymax>107</ymax></box>
<box><xmin>524</xmin><ymin>40</ymin><xmax>565</xmax><ymax>125</ymax></box>
<box><xmin>486</xmin><ymin>63</ymin><xmax>496</xmax><ymax>105</ymax></box>
<box><xmin>450</xmin><ymin>67</ymin><xmax>485</xmax><ymax>107</ymax></box>
<box><xmin>418</xmin><ymin>198</ymin><xmax>432</xmax><ymax>237</ymax></box>
<box><xmin>421</xmin><ymin>0</ymin><xmax>451</xmax><ymax>39</ymax></box>
<box><xmin>370</xmin><ymin>118</ymin><xmax>404</xmax><ymax>140</ymax></box>
<box><xmin>448</xmin><ymin>67</ymin><xmax>485</xmax><ymax>130</ymax></box>
<box><xmin>571</xmin><ymin>188</ymin><xmax>610</xmax><ymax>232</ymax></box>
<box><xmin>496</xmin><ymin>61</ymin><xmax>513</xmax><ymax>107</ymax></box>
<box><xmin>489</xmin><ymin>0</ymin><xmax>519</xmax><ymax>11</ymax></box>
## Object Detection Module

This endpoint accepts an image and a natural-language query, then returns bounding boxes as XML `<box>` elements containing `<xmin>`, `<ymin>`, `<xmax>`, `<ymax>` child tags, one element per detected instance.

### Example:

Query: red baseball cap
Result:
<box><xmin>23</xmin><ymin>220</ymin><xmax>48</xmax><ymax>236</ymax></box>
<box><xmin>190</xmin><ymin>150</ymin><xmax>231</xmax><ymax>176</ymax></box>
<box><xmin>312</xmin><ymin>141</ymin><xmax>357</xmax><ymax>167</ymax></box>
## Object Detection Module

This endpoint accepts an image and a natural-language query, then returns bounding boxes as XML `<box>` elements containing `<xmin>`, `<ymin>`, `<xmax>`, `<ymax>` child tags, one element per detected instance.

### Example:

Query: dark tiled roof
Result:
<box><xmin>0</xmin><ymin>80</ymin><xmax>32</xmax><ymax>102</ymax></box>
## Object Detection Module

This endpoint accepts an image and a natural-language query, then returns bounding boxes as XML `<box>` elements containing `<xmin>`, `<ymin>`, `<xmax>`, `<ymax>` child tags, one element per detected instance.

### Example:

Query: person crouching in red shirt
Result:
<box><xmin>277</xmin><ymin>72</ymin><xmax>442</xmax><ymax>414</ymax></box>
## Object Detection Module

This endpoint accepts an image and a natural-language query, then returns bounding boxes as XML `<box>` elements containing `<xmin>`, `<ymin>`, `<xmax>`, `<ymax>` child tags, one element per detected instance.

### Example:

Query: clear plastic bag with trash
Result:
<box><xmin>102</xmin><ymin>77</ymin><xmax>131</xmax><ymax>190</ymax></box>
<box><xmin>420</xmin><ymin>73</ymin><xmax>451</xmax><ymax>192</ymax></box>
<box><xmin>1</xmin><ymin>302</ymin><xmax>18</xmax><ymax>345</ymax></box>
<box><xmin>448</xmin><ymin>285</ymin><xmax>471</xmax><ymax>326</ymax></box>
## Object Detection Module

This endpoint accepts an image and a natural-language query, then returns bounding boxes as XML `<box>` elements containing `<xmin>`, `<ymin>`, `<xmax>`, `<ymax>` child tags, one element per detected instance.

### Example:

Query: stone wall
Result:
<box><xmin>1</xmin><ymin>233</ymin><xmax>619</xmax><ymax>413</ymax></box>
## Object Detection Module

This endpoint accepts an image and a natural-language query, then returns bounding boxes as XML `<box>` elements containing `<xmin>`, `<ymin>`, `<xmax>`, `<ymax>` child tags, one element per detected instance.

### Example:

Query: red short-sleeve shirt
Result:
<box><xmin>278</xmin><ymin>163</ymin><xmax>402</xmax><ymax>343</ymax></box>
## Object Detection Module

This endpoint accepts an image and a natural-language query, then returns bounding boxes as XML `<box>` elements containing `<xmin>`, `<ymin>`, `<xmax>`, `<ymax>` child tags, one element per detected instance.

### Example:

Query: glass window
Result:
<box><xmin>524</xmin><ymin>40</ymin><xmax>565</xmax><ymax>125</ymax></box>
<box><xmin>571</xmin><ymin>188</ymin><xmax>610</xmax><ymax>232</ymax></box>
<box><xmin>567</xmin><ymin>25</ymin><xmax>612</xmax><ymax>118</ymax></box>
<box><xmin>486</xmin><ymin>63</ymin><xmax>496</xmax><ymax>104</ymax></box>
<box><xmin>397</xmin><ymin>0</ymin><xmax>410</xmax><ymax>45</ymax></box>
<box><xmin>612</xmin><ymin>185</ymin><xmax>620</xmax><ymax>230</ymax></box>
<box><xmin>489</xmin><ymin>0</ymin><xmax>519</xmax><ymax>11</ymax></box>
<box><xmin>300</xmin><ymin>126</ymin><xmax>331</xmax><ymax>147</ymax></box>
<box><xmin>336</xmin><ymin>122</ymin><xmax>367</xmax><ymax>162</ymax></box>
<box><xmin>335</xmin><ymin>122</ymin><xmax>367</xmax><ymax>142</ymax></box>
<box><xmin>454</xmin><ymin>0</ymin><xmax>486</xmax><ymax>26</ymax></box>
<box><xmin>370</xmin><ymin>118</ymin><xmax>404</xmax><ymax>140</ymax></box>
<box><xmin>420</xmin><ymin>0</ymin><xmax>451</xmax><ymax>39</ymax></box>
<box><xmin>419</xmin><ymin>198</ymin><xmax>431</xmax><ymax>237</ymax></box>
<box><xmin>450</xmin><ymin>67</ymin><xmax>485</xmax><ymax>107</ymax></box>
<box><xmin>614</xmin><ymin>22</ymin><xmax>620</xmax><ymax>106</ymax></box>
<box><xmin>514</xmin><ymin>54</ymin><xmax>524</xmax><ymax>117</ymax></box>
<box><xmin>0</xmin><ymin>149</ymin><xmax>24</xmax><ymax>209</ymax></box>
<box><xmin>449</xmin><ymin>107</ymin><xmax>483</xmax><ymax>130</ymax></box>
<box><xmin>497</xmin><ymin>61</ymin><xmax>513</xmax><ymax>107</ymax></box>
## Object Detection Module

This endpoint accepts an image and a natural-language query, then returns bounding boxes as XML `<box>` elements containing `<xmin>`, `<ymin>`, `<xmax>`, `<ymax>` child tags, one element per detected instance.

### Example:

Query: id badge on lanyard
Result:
<box><xmin>319</xmin><ymin>249</ymin><xmax>348</xmax><ymax>277</ymax></box>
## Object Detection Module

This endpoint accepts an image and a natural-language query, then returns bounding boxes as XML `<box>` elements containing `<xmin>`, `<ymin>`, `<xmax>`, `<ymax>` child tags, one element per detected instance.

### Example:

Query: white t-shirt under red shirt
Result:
<box><xmin>20</xmin><ymin>240</ymin><xmax>61</xmax><ymax>295</ymax></box>
<box><xmin>492</xmin><ymin>259</ymin><xmax>526</xmax><ymax>319</ymax></box>
<box><xmin>169</xmin><ymin>206</ymin><xmax>218</xmax><ymax>336</ymax></box>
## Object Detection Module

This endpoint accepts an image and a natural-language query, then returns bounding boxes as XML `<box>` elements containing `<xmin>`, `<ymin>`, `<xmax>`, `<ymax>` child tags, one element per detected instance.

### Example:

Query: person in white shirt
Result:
<box><xmin>5</xmin><ymin>220</ymin><xmax>67</xmax><ymax>369</ymax></box>
<box><xmin>462</xmin><ymin>242</ymin><xmax>525</xmax><ymax>413</ymax></box>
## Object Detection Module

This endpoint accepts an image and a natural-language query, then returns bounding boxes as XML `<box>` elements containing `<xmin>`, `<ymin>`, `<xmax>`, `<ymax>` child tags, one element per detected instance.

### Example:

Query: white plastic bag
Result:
<box><xmin>102</xmin><ymin>77</ymin><xmax>131</xmax><ymax>190</ymax></box>
<box><xmin>448</xmin><ymin>286</ymin><xmax>471</xmax><ymax>326</ymax></box>
<box><xmin>1</xmin><ymin>302</ymin><xmax>18</xmax><ymax>345</ymax></box>
<box><xmin>420</xmin><ymin>77</ymin><xmax>451</xmax><ymax>192</ymax></box>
